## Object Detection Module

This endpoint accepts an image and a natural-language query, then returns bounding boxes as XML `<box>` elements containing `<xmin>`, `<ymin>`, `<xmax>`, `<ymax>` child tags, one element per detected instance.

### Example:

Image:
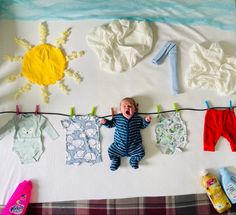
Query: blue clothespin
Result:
<box><xmin>173</xmin><ymin>102</ymin><xmax>179</xmax><ymax>112</ymax></box>
<box><xmin>70</xmin><ymin>107</ymin><xmax>75</xmax><ymax>118</ymax></box>
<box><xmin>90</xmin><ymin>106</ymin><xmax>96</xmax><ymax>116</ymax></box>
<box><xmin>230</xmin><ymin>100</ymin><xmax>233</xmax><ymax>110</ymax></box>
<box><xmin>205</xmin><ymin>100</ymin><xmax>210</xmax><ymax>109</ymax></box>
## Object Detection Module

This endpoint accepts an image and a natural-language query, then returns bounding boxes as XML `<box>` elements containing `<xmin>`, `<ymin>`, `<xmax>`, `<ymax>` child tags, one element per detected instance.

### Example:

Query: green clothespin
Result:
<box><xmin>70</xmin><ymin>107</ymin><xmax>75</xmax><ymax>118</ymax></box>
<box><xmin>90</xmin><ymin>106</ymin><xmax>96</xmax><ymax>116</ymax></box>
<box><xmin>156</xmin><ymin>104</ymin><xmax>161</xmax><ymax>114</ymax></box>
<box><xmin>173</xmin><ymin>102</ymin><xmax>179</xmax><ymax>112</ymax></box>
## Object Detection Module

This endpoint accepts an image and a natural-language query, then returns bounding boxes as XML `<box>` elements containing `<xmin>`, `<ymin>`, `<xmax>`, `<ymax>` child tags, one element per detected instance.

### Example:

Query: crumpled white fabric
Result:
<box><xmin>86</xmin><ymin>19</ymin><xmax>153</xmax><ymax>73</ymax></box>
<box><xmin>185</xmin><ymin>43</ymin><xmax>236</xmax><ymax>95</ymax></box>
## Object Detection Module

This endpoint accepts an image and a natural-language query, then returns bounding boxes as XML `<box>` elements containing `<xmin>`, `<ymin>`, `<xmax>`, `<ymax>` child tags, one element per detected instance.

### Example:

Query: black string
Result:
<box><xmin>0</xmin><ymin>106</ymin><xmax>234</xmax><ymax>118</ymax></box>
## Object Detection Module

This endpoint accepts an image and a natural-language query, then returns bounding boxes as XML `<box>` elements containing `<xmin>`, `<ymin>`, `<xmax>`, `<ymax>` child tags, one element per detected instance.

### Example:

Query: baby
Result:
<box><xmin>101</xmin><ymin>97</ymin><xmax>151</xmax><ymax>171</ymax></box>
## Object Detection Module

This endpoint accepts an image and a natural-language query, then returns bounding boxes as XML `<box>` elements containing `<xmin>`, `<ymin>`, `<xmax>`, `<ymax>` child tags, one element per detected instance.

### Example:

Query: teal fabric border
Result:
<box><xmin>0</xmin><ymin>0</ymin><xmax>236</xmax><ymax>30</ymax></box>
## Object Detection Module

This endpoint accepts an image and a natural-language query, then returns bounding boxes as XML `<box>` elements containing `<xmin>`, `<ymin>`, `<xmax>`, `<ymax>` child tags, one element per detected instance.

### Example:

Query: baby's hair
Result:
<box><xmin>120</xmin><ymin>97</ymin><xmax>138</xmax><ymax>112</ymax></box>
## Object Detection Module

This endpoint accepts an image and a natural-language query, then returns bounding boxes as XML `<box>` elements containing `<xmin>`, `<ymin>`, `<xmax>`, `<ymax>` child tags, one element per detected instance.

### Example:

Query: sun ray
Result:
<box><xmin>4</xmin><ymin>55</ymin><xmax>22</xmax><ymax>62</ymax></box>
<box><xmin>65</xmin><ymin>50</ymin><xmax>85</xmax><ymax>61</ymax></box>
<box><xmin>41</xmin><ymin>86</ymin><xmax>50</xmax><ymax>104</ymax></box>
<box><xmin>4</xmin><ymin>73</ymin><xmax>22</xmax><ymax>83</ymax></box>
<box><xmin>58</xmin><ymin>79</ymin><xmax>70</xmax><ymax>94</ymax></box>
<box><xmin>15</xmin><ymin>37</ymin><xmax>33</xmax><ymax>50</ymax></box>
<box><xmin>39</xmin><ymin>22</ymin><xmax>48</xmax><ymax>44</ymax></box>
<box><xmin>56</xmin><ymin>28</ymin><xmax>71</xmax><ymax>48</ymax></box>
<box><xmin>64</xmin><ymin>69</ymin><xmax>82</xmax><ymax>84</ymax></box>
<box><xmin>15</xmin><ymin>82</ymin><xmax>32</xmax><ymax>99</ymax></box>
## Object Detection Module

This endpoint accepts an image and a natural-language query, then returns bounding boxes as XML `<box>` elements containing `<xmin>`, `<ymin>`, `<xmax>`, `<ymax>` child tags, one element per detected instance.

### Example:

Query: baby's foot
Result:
<box><xmin>130</xmin><ymin>157</ymin><xmax>139</xmax><ymax>169</ymax></box>
<box><xmin>130</xmin><ymin>162</ymin><xmax>139</xmax><ymax>169</ymax></box>
<box><xmin>110</xmin><ymin>158</ymin><xmax>120</xmax><ymax>171</ymax></box>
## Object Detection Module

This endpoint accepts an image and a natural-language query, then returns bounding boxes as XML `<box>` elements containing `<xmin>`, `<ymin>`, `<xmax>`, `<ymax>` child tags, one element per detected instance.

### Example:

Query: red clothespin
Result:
<box><xmin>111</xmin><ymin>107</ymin><xmax>115</xmax><ymax>118</ymax></box>
<box><xmin>35</xmin><ymin>105</ymin><xmax>40</xmax><ymax>115</ymax></box>
<box><xmin>16</xmin><ymin>105</ymin><xmax>20</xmax><ymax>115</ymax></box>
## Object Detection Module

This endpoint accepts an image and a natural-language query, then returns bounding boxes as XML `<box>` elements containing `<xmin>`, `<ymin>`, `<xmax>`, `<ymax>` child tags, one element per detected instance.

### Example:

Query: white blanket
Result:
<box><xmin>0</xmin><ymin>20</ymin><xmax>235</xmax><ymax>204</ymax></box>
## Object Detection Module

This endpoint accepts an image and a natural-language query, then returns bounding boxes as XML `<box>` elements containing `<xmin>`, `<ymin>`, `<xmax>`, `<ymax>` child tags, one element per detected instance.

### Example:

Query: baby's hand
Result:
<box><xmin>145</xmin><ymin>115</ymin><xmax>152</xmax><ymax>123</ymax></box>
<box><xmin>100</xmin><ymin>119</ymin><xmax>107</xmax><ymax>124</ymax></box>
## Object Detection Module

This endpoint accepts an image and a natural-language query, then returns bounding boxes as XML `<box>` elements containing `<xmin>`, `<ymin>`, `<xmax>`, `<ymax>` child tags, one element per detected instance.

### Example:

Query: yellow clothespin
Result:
<box><xmin>90</xmin><ymin>106</ymin><xmax>96</xmax><ymax>116</ymax></box>
<box><xmin>156</xmin><ymin>104</ymin><xmax>161</xmax><ymax>115</ymax></box>
<box><xmin>173</xmin><ymin>102</ymin><xmax>179</xmax><ymax>112</ymax></box>
<box><xmin>70</xmin><ymin>107</ymin><xmax>75</xmax><ymax>118</ymax></box>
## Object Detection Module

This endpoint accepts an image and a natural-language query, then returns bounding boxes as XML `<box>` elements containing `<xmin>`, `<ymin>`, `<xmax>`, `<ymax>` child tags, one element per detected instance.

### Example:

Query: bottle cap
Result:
<box><xmin>200</xmin><ymin>169</ymin><xmax>208</xmax><ymax>176</ymax></box>
<box><xmin>219</xmin><ymin>167</ymin><xmax>228</xmax><ymax>174</ymax></box>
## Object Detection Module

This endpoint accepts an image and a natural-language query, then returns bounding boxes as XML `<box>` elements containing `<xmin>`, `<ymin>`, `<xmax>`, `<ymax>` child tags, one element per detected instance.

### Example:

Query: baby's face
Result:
<box><xmin>120</xmin><ymin>100</ymin><xmax>136</xmax><ymax>119</ymax></box>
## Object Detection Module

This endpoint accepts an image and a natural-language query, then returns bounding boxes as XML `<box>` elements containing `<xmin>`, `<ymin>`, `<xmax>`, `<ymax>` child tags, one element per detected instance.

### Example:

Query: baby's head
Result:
<box><xmin>120</xmin><ymin>97</ymin><xmax>138</xmax><ymax>119</ymax></box>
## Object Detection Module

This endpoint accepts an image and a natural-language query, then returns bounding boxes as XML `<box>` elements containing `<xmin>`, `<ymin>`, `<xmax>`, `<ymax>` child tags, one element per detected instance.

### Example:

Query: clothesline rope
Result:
<box><xmin>0</xmin><ymin>106</ymin><xmax>234</xmax><ymax>118</ymax></box>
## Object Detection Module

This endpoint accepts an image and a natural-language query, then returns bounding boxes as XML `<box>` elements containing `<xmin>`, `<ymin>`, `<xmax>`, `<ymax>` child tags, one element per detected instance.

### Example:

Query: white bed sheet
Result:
<box><xmin>0</xmin><ymin>20</ymin><xmax>236</xmax><ymax>204</ymax></box>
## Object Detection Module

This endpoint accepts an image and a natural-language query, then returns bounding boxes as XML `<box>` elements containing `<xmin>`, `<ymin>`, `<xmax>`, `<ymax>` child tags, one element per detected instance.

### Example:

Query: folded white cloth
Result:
<box><xmin>86</xmin><ymin>19</ymin><xmax>153</xmax><ymax>73</ymax></box>
<box><xmin>185</xmin><ymin>43</ymin><xmax>236</xmax><ymax>95</ymax></box>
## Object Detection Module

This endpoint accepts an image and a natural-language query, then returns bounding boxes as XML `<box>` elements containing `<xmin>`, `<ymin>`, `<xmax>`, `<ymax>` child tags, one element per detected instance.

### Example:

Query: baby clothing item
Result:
<box><xmin>61</xmin><ymin>115</ymin><xmax>101</xmax><ymax>165</ymax></box>
<box><xmin>204</xmin><ymin>109</ymin><xmax>236</xmax><ymax>152</ymax></box>
<box><xmin>103</xmin><ymin>113</ymin><xmax>150</xmax><ymax>170</ymax></box>
<box><xmin>155</xmin><ymin>112</ymin><xmax>188</xmax><ymax>154</ymax></box>
<box><xmin>0</xmin><ymin>114</ymin><xmax>59</xmax><ymax>164</ymax></box>
<box><xmin>185</xmin><ymin>43</ymin><xmax>236</xmax><ymax>96</ymax></box>
<box><xmin>152</xmin><ymin>41</ymin><xmax>179</xmax><ymax>95</ymax></box>
<box><xmin>86</xmin><ymin>19</ymin><xmax>153</xmax><ymax>73</ymax></box>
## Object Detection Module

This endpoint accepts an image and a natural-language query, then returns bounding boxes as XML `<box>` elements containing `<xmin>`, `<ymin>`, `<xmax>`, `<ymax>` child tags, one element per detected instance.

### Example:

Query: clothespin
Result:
<box><xmin>35</xmin><ymin>105</ymin><xmax>40</xmax><ymax>115</ymax></box>
<box><xmin>70</xmin><ymin>107</ymin><xmax>75</xmax><ymax>118</ymax></box>
<box><xmin>230</xmin><ymin>100</ymin><xmax>233</xmax><ymax>111</ymax></box>
<box><xmin>173</xmin><ymin>102</ymin><xmax>179</xmax><ymax>112</ymax></box>
<box><xmin>111</xmin><ymin>107</ymin><xmax>115</xmax><ymax>118</ymax></box>
<box><xmin>16</xmin><ymin>105</ymin><xmax>20</xmax><ymax>115</ymax></box>
<box><xmin>90</xmin><ymin>106</ymin><xmax>96</xmax><ymax>116</ymax></box>
<box><xmin>205</xmin><ymin>100</ymin><xmax>210</xmax><ymax>109</ymax></box>
<box><xmin>156</xmin><ymin>104</ymin><xmax>161</xmax><ymax>115</ymax></box>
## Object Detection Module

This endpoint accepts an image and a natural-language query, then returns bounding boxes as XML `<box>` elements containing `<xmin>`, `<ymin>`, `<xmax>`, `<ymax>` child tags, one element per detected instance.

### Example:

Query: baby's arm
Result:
<box><xmin>100</xmin><ymin>118</ymin><xmax>116</xmax><ymax>128</ymax></box>
<box><xmin>140</xmin><ymin>115</ymin><xmax>152</xmax><ymax>129</ymax></box>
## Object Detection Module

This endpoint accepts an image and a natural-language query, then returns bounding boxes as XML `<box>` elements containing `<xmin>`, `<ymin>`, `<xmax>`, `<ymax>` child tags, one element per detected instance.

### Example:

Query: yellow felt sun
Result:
<box><xmin>5</xmin><ymin>22</ymin><xmax>85</xmax><ymax>103</ymax></box>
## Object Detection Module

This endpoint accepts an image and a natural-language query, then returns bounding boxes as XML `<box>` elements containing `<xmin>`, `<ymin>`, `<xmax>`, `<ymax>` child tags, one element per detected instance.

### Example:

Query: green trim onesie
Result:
<box><xmin>0</xmin><ymin>114</ymin><xmax>59</xmax><ymax>164</ymax></box>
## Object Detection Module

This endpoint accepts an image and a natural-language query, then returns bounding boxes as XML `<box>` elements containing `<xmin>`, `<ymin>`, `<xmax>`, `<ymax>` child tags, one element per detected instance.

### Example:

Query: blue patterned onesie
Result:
<box><xmin>61</xmin><ymin>115</ymin><xmax>101</xmax><ymax>165</ymax></box>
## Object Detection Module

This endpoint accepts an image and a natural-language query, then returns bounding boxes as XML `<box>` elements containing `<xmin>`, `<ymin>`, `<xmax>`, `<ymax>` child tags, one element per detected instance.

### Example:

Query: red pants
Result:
<box><xmin>204</xmin><ymin>109</ymin><xmax>236</xmax><ymax>151</ymax></box>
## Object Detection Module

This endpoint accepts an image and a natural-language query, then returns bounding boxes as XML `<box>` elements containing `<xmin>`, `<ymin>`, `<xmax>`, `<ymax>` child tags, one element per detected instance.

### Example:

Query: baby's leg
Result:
<box><xmin>129</xmin><ymin>146</ymin><xmax>145</xmax><ymax>169</ymax></box>
<box><xmin>110</xmin><ymin>156</ymin><xmax>121</xmax><ymax>171</ymax></box>
<box><xmin>108</xmin><ymin>143</ymin><xmax>125</xmax><ymax>171</ymax></box>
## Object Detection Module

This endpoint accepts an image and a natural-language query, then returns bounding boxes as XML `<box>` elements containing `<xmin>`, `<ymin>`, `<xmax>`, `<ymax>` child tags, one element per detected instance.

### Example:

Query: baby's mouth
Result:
<box><xmin>126</xmin><ymin>110</ymin><xmax>130</xmax><ymax>115</ymax></box>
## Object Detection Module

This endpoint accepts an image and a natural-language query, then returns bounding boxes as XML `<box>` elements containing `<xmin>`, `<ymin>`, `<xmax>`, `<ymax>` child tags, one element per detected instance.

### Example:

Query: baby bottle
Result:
<box><xmin>201</xmin><ymin>170</ymin><xmax>231</xmax><ymax>213</ymax></box>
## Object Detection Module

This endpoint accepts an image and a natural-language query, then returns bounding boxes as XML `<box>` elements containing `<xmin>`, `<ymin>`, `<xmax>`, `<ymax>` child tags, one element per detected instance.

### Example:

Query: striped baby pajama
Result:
<box><xmin>103</xmin><ymin>113</ymin><xmax>150</xmax><ymax>170</ymax></box>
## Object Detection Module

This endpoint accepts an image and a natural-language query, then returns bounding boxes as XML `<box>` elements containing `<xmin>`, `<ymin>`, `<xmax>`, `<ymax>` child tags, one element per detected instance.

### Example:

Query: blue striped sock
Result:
<box><xmin>110</xmin><ymin>158</ymin><xmax>120</xmax><ymax>171</ymax></box>
<box><xmin>130</xmin><ymin>157</ymin><xmax>139</xmax><ymax>169</ymax></box>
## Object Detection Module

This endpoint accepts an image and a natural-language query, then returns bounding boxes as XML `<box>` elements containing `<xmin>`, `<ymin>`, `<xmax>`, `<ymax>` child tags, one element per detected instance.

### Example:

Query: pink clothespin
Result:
<box><xmin>16</xmin><ymin>105</ymin><xmax>20</xmax><ymax>115</ymax></box>
<box><xmin>35</xmin><ymin>105</ymin><xmax>40</xmax><ymax>115</ymax></box>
